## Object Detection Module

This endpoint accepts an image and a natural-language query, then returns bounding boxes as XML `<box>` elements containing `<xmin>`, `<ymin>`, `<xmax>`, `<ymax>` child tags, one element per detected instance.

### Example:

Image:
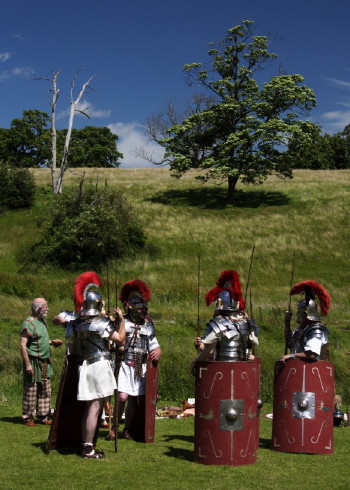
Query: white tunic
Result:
<box><xmin>118</xmin><ymin>316</ymin><xmax>159</xmax><ymax>396</ymax></box>
<box><xmin>77</xmin><ymin>359</ymin><xmax>117</xmax><ymax>401</ymax></box>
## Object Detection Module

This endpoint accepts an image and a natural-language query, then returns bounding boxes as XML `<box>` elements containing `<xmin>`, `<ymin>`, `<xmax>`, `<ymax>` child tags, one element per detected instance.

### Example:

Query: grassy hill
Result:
<box><xmin>0</xmin><ymin>167</ymin><xmax>349</xmax><ymax>406</ymax></box>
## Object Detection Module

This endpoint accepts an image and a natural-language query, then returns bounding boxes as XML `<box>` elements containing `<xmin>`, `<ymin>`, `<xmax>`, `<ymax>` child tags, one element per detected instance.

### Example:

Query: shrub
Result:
<box><xmin>0</xmin><ymin>162</ymin><xmax>35</xmax><ymax>211</ymax></box>
<box><xmin>22</xmin><ymin>183</ymin><xmax>146</xmax><ymax>270</ymax></box>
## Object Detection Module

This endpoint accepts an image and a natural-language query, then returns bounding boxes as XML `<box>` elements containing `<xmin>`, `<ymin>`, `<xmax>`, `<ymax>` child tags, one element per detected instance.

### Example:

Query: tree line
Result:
<box><xmin>0</xmin><ymin>109</ymin><xmax>122</xmax><ymax>169</ymax></box>
<box><xmin>1</xmin><ymin>21</ymin><xmax>349</xmax><ymax>204</ymax></box>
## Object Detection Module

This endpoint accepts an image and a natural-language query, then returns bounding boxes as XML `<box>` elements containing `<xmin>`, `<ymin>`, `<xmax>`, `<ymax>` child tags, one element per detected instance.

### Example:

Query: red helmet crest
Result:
<box><xmin>119</xmin><ymin>279</ymin><xmax>151</xmax><ymax>307</ymax></box>
<box><xmin>205</xmin><ymin>269</ymin><xmax>245</xmax><ymax>311</ymax></box>
<box><xmin>290</xmin><ymin>280</ymin><xmax>330</xmax><ymax>316</ymax></box>
<box><xmin>73</xmin><ymin>271</ymin><xmax>101</xmax><ymax>312</ymax></box>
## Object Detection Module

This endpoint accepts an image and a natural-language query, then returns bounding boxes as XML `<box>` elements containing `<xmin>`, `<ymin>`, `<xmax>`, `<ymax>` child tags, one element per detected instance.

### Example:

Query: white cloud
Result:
<box><xmin>108</xmin><ymin>122</ymin><xmax>164</xmax><ymax>168</ymax></box>
<box><xmin>0</xmin><ymin>52</ymin><xmax>11</xmax><ymax>62</ymax></box>
<box><xmin>320</xmin><ymin>110</ymin><xmax>350</xmax><ymax>131</ymax></box>
<box><xmin>327</xmin><ymin>77</ymin><xmax>350</xmax><ymax>90</ymax></box>
<box><xmin>0</xmin><ymin>66</ymin><xmax>35</xmax><ymax>81</ymax></box>
<box><xmin>13</xmin><ymin>32</ymin><xmax>24</xmax><ymax>41</ymax></box>
<box><xmin>56</xmin><ymin>99</ymin><xmax>111</xmax><ymax>120</ymax></box>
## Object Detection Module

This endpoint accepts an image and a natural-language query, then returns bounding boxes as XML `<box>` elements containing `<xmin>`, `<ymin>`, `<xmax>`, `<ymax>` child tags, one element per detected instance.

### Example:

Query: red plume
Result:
<box><xmin>290</xmin><ymin>280</ymin><xmax>331</xmax><ymax>315</ymax></box>
<box><xmin>205</xmin><ymin>286</ymin><xmax>223</xmax><ymax>306</ymax></box>
<box><xmin>205</xmin><ymin>269</ymin><xmax>245</xmax><ymax>310</ymax></box>
<box><xmin>74</xmin><ymin>271</ymin><xmax>101</xmax><ymax>312</ymax></box>
<box><xmin>119</xmin><ymin>279</ymin><xmax>151</xmax><ymax>306</ymax></box>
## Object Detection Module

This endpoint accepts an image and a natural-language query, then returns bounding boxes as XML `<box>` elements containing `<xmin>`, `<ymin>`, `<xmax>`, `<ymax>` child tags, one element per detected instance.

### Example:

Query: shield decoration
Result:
<box><xmin>194</xmin><ymin>359</ymin><xmax>260</xmax><ymax>466</ymax></box>
<box><xmin>272</xmin><ymin>359</ymin><xmax>334</xmax><ymax>454</ymax></box>
<box><xmin>144</xmin><ymin>356</ymin><xmax>159</xmax><ymax>443</ymax></box>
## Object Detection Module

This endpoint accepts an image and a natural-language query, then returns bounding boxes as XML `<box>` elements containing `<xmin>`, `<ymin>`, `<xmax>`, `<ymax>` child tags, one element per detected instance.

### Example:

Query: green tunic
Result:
<box><xmin>20</xmin><ymin>316</ymin><xmax>53</xmax><ymax>383</ymax></box>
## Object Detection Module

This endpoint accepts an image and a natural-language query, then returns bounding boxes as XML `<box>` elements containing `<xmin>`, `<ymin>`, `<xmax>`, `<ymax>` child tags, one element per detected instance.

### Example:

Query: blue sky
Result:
<box><xmin>1</xmin><ymin>0</ymin><xmax>350</xmax><ymax>167</ymax></box>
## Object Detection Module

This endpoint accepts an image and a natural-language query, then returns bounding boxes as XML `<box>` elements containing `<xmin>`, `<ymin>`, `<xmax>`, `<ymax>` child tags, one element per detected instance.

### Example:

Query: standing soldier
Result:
<box><xmin>191</xmin><ymin>270</ymin><xmax>260</xmax><ymax>466</ymax></box>
<box><xmin>118</xmin><ymin>279</ymin><xmax>161</xmax><ymax>442</ymax></box>
<box><xmin>272</xmin><ymin>280</ymin><xmax>334</xmax><ymax>454</ymax></box>
<box><xmin>47</xmin><ymin>272</ymin><xmax>125</xmax><ymax>458</ymax></box>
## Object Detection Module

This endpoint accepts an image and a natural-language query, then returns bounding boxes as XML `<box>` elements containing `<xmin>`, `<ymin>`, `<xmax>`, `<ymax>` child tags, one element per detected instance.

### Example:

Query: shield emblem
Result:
<box><xmin>194</xmin><ymin>359</ymin><xmax>260</xmax><ymax>466</ymax></box>
<box><xmin>272</xmin><ymin>359</ymin><xmax>334</xmax><ymax>454</ymax></box>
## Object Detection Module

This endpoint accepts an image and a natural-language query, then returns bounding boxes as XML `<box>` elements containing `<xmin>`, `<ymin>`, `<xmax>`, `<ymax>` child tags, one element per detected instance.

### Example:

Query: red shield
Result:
<box><xmin>194</xmin><ymin>360</ymin><xmax>260</xmax><ymax>466</ymax></box>
<box><xmin>46</xmin><ymin>355</ymin><xmax>99</xmax><ymax>453</ymax></box>
<box><xmin>272</xmin><ymin>359</ymin><xmax>334</xmax><ymax>454</ymax></box>
<box><xmin>144</xmin><ymin>357</ymin><xmax>158</xmax><ymax>443</ymax></box>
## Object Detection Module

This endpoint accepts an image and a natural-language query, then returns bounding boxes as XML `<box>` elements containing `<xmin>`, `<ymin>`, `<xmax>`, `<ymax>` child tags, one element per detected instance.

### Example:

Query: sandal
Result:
<box><xmin>82</xmin><ymin>444</ymin><xmax>105</xmax><ymax>459</ymax></box>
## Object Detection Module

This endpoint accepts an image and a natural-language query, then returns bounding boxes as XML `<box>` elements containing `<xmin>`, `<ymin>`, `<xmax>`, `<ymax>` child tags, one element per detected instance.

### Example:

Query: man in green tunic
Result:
<box><xmin>20</xmin><ymin>298</ymin><xmax>61</xmax><ymax>426</ymax></box>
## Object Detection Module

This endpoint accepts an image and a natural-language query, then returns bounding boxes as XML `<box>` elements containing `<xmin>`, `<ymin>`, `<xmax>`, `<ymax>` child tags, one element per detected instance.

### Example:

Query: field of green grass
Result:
<box><xmin>0</xmin><ymin>167</ymin><xmax>349</xmax><ymax>488</ymax></box>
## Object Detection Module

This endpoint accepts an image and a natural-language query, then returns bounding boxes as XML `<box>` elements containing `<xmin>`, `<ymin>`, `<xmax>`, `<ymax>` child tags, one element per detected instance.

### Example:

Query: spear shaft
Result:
<box><xmin>196</xmin><ymin>255</ymin><xmax>201</xmax><ymax>338</ymax></box>
<box><xmin>244</xmin><ymin>245</ymin><xmax>255</xmax><ymax>306</ymax></box>
<box><xmin>285</xmin><ymin>252</ymin><xmax>296</xmax><ymax>355</ymax></box>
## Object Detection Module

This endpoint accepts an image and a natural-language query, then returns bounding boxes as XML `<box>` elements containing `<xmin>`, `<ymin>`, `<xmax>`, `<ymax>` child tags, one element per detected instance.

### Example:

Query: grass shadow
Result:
<box><xmin>1</xmin><ymin>416</ymin><xmax>24</xmax><ymax>425</ymax></box>
<box><xmin>259</xmin><ymin>437</ymin><xmax>272</xmax><ymax>450</ymax></box>
<box><xmin>162</xmin><ymin>433</ymin><xmax>195</xmax><ymax>444</ymax></box>
<box><xmin>163</xmin><ymin>445</ymin><xmax>194</xmax><ymax>461</ymax></box>
<box><xmin>147</xmin><ymin>187</ymin><xmax>290</xmax><ymax>209</ymax></box>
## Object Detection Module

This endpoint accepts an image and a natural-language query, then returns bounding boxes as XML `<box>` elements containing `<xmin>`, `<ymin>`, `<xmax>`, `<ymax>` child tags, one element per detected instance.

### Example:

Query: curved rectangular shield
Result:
<box><xmin>194</xmin><ymin>359</ymin><xmax>260</xmax><ymax>466</ymax></box>
<box><xmin>144</xmin><ymin>357</ymin><xmax>158</xmax><ymax>443</ymax></box>
<box><xmin>46</xmin><ymin>355</ymin><xmax>96</xmax><ymax>453</ymax></box>
<box><xmin>272</xmin><ymin>359</ymin><xmax>334</xmax><ymax>454</ymax></box>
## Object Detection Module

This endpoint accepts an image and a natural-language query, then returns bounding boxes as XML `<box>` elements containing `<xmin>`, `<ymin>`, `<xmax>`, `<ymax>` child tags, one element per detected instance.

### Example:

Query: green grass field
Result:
<box><xmin>0</xmin><ymin>167</ymin><xmax>349</xmax><ymax>488</ymax></box>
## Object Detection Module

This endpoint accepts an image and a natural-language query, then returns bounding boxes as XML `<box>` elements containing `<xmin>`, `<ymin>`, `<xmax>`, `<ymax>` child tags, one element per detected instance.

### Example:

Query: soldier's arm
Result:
<box><xmin>280</xmin><ymin>351</ymin><xmax>317</xmax><ymax>362</ymax></box>
<box><xmin>190</xmin><ymin>342</ymin><xmax>217</xmax><ymax>375</ymax></box>
<box><xmin>109</xmin><ymin>308</ymin><xmax>125</xmax><ymax>345</ymax></box>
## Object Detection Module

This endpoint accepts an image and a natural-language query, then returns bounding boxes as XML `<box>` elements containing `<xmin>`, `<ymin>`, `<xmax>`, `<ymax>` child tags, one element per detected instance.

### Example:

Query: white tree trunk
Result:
<box><xmin>37</xmin><ymin>70</ymin><xmax>94</xmax><ymax>194</ymax></box>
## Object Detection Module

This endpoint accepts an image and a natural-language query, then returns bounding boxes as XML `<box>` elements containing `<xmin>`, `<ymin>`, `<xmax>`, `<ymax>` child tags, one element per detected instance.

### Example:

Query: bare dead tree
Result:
<box><xmin>138</xmin><ymin>94</ymin><xmax>216</xmax><ymax>165</ymax></box>
<box><xmin>36</xmin><ymin>70</ymin><xmax>94</xmax><ymax>193</ymax></box>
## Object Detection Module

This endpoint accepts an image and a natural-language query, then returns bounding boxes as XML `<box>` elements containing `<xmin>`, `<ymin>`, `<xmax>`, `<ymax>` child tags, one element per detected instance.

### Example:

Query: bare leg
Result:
<box><xmin>82</xmin><ymin>399</ymin><xmax>103</xmax><ymax>444</ymax></box>
<box><xmin>118</xmin><ymin>392</ymin><xmax>128</xmax><ymax>423</ymax></box>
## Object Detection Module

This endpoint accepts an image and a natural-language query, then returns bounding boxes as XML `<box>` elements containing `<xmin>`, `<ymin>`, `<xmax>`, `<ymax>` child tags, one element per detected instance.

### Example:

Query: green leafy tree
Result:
<box><xmin>22</xmin><ymin>183</ymin><xmax>145</xmax><ymax>271</ymax></box>
<box><xmin>147</xmin><ymin>21</ymin><xmax>316</xmax><ymax>202</ymax></box>
<box><xmin>0</xmin><ymin>128</ymin><xmax>11</xmax><ymax>162</ymax></box>
<box><xmin>60</xmin><ymin>126</ymin><xmax>123</xmax><ymax>167</ymax></box>
<box><xmin>0</xmin><ymin>162</ymin><xmax>35</xmax><ymax>211</ymax></box>
<box><xmin>8</xmin><ymin>110</ymin><xmax>51</xmax><ymax>167</ymax></box>
<box><xmin>288</xmin><ymin>124</ymin><xmax>350</xmax><ymax>169</ymax></box>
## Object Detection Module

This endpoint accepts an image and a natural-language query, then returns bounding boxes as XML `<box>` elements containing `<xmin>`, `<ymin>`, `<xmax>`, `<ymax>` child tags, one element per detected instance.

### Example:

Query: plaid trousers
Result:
<box><xmin>22</xmin><ymin>380</ymin><xmax>51</xmax><ymax>420</ymax></box>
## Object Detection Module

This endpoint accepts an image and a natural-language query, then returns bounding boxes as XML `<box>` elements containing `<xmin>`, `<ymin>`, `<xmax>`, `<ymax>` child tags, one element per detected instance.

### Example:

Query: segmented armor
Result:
<box><xmin>122</xmin><ymin>316</ymin><xmax>158</xmax><ymax>380</ymax></box>
<box><xmin>202</xmin><ymin>315</ymin><xmax>258</xmax><ymax>361</ymax></box>
<box><xmin>66</xmin><ymin>316</ymin><xmax>114</xmax><ymax>363</ymax></box>
<box><xmin>290</xmin><ymin>321</ymin><xmax>330</xmax><ymax>360</ymax></box>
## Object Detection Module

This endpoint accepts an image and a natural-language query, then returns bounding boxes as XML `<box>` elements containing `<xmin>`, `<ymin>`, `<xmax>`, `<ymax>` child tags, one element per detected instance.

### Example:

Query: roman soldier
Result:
<box><xmin>272</xmin><ymin>280</ymin><xmax>334</xmax><ymax>454</ymax></box>
<box><xmin>117</xmin><ymin>279</ymin><xmax>161</xmax><ymax>442</ymax></box>
<box><xmin>281</xmin><ymin>280</ymin><xmax>331</xmax><ymax>362</ymax></box>
<box><xmin>191</xmin><ymin>270</ymin><xmax>260</xmax><ymax>466</ymax></box>
<box><xmin>191</xmin><ymin>270</ymin><xmax>258</xmax><ymax>366</ymax></box>
<box><xmin>47</xmin><ymin>272</ymin><xmax>125</xmax><ymax>458</ymax></box>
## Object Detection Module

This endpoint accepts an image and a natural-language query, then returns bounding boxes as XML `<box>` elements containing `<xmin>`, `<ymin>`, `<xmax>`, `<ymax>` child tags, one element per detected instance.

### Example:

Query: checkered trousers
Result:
<box><xmin>22</xmin><ymin>380</ymin><xmax>51</xmax><ymax>420</ymax></box>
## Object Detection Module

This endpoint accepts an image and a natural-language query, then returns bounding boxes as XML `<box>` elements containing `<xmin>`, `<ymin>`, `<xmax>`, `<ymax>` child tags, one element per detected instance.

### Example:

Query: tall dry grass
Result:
<box><xmin>0</xmin><ymin>167</ymin><xmax>349</xmax><ymax>402</ymax></box>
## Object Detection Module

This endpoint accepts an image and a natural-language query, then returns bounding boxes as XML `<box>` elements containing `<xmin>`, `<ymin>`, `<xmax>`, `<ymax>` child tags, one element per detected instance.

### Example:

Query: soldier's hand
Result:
<box><xmin>111</xmin><ymin>307</ymin><xmax>124</xmax><ymax>323</ymax></box>
<box><xmin>194</xmin><ymin>337</ymin><xmax>204</xmax><ymax>351</ymax></box>
<box><xmin>149</xmin><ymin>347</ymin><xmax>161</xmax><ymax>361</ymax></box>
